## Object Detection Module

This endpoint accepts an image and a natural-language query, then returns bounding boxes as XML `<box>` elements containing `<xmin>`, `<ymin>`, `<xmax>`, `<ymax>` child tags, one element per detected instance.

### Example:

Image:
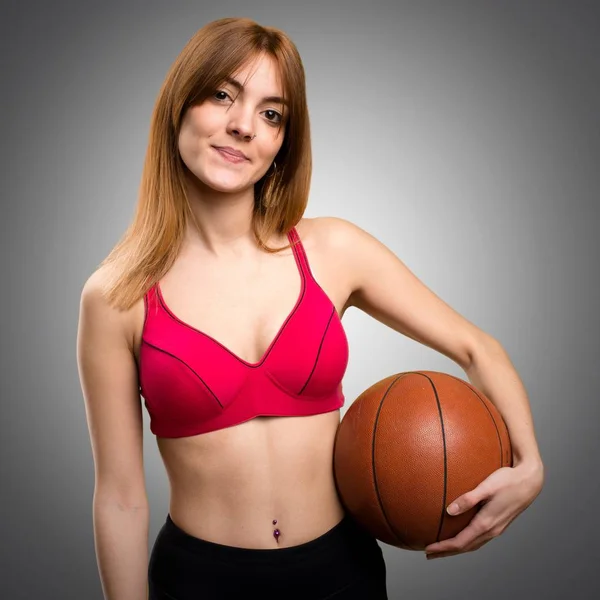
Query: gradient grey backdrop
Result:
<box><xmin>1</xmin><ymin>0</ymin><xmax>598</xmax><ymax>598</ymax></box>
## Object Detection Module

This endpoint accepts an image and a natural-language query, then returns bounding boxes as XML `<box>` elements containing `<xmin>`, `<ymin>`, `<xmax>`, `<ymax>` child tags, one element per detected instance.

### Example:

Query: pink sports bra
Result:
<box><xmin>138</xmin><ymin>226</ymin><xmax>349</xmax><ymax>437</ymax></box>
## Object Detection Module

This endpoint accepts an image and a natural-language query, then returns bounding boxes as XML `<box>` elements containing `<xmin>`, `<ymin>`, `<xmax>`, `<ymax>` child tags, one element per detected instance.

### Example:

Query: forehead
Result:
<box><xmin>230</xmin><ymin>53</ymin><xmax>284</xmax><ymax>95</ymax></box>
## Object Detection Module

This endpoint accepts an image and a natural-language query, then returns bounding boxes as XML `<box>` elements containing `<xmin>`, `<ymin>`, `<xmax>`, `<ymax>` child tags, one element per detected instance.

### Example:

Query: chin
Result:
<box><xmin>202</xmin><ymin>172</ymin><xmax>252</xmax><ymax>193</ymax></box>
<box><xmin>184</xmin><ymin>163</ymin><xmax>238</xmax><ymax>189</ymax></box>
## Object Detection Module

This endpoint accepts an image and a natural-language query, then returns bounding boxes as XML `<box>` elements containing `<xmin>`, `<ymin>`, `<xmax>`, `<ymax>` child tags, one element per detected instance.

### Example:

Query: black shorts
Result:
<box><xmin>148</xmin><ymin>512</ymin><xmax>388</xmax><ymax>599</ymax></box>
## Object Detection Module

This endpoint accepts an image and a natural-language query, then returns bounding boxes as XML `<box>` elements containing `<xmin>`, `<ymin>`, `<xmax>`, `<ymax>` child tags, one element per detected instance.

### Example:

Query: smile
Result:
<box><xmin>213</xmin><ymin>147</ymin><xmax>248</xmax><ymax>164</ymax></box>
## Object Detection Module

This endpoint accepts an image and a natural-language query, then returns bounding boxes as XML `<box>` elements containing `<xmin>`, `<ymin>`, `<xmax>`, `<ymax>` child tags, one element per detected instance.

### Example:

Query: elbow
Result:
<box><xmin>94</xmin><ymin>484</ymin><xmax>149</xmax><ymax>512</ymax></box>
<box><xmin>465</xmin><ymin>333</ymin><xmax>504</xmax><ymax>370</ymax></box>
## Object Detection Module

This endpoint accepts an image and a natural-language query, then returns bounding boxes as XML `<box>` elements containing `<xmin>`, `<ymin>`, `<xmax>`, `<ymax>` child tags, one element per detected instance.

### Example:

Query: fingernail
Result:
<box><xmin>447</xmin><ymin>503</ymin><xmax>459</xmax><ymax>515</ymax></box>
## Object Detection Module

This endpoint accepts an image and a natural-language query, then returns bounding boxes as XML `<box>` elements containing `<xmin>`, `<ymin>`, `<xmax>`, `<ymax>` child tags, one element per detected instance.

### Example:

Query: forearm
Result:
<box><xmin>464</xmin><ymin>337</ymin><xmax>544</xmax><ymax>477</ymax></box>
<box><xmin>93</xmin><ymin>499</ymin><xmax>150</xmax><ymax>600</ymax></box>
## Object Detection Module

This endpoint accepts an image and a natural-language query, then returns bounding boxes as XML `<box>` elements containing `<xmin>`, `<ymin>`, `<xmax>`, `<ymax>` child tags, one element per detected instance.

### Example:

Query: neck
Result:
<box><xmin>183</xmin><ymin>171</ymin><xmax>258</xmax><ymax>257</ymax></box>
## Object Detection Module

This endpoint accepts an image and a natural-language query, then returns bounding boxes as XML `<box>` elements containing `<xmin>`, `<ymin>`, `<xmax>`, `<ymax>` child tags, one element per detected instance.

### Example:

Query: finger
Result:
<box><xmin>424</xmin><ymin>515</ymin><xmax>491</xmax><ymax>553</ymax></box>
<box><xmin>426</xmin><ymin>551</ymin><xmax>460</xmax><ymax>560</ymax></box>
<box><xmin>426</xmin><ymin>537</ymin><xmax>492</xmax><ymax>560</ymax></box>
<box><xmin>446</xmin><ymin>480</ymin><xmax>496</xmax><ymax>516</ymax></box>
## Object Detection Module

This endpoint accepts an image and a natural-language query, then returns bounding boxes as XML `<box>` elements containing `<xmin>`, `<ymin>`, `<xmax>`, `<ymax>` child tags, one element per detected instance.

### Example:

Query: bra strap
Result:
<box><xmin>143</xmin><ymin>282</ymin><xmax>162</xmax><ymax>322</ymax></box>
<box><xmin>288</xmin><ymin>226</ymin><xmax>313</xmax><ymax>278</ymax></box>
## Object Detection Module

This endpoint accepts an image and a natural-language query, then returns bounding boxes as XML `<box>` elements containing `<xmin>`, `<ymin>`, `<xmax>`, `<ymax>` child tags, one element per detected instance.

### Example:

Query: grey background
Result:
<box><xmin>1</xmin><ymin>0</ymin><xmax>598</xmax><ymax>598</ymax></box>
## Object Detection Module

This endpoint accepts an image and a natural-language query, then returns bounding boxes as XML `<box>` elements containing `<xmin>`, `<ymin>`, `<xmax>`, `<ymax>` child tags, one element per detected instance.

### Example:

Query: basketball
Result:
<box><xmin>333</xmin><ymin>371</ymin><xmax>512</xmax><ymax>550</ymax></box>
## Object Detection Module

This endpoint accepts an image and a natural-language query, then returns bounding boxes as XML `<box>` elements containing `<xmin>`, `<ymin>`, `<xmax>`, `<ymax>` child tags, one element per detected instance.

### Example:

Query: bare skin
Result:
<box><xmin>126</xmin><ymin>217</ymin><xmax>352</xmax><ymax>549</ymax></box>
<box><xmin>81</xmin><ymin>50</ymin><xmax>543</xmax><ymax>597</ymax></box>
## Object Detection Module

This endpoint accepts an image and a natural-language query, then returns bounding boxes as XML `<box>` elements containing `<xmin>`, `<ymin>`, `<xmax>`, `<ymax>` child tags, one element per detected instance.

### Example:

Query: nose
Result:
<box><xmin>226</xmin><ymin>103</ymin><xmax>255</xmax><ymax>141</ymax></box>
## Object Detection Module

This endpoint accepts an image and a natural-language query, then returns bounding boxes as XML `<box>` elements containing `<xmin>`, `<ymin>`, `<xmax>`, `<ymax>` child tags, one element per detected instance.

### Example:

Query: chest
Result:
<box><xmin>159</xmin><ymin>252</ymin><xmax>304</xmax><ymax>366</ymax></box>
<box><xmin>135</xmin><ymin>232</ymin><xmax>351</xmax><ymax>438</ymax></box>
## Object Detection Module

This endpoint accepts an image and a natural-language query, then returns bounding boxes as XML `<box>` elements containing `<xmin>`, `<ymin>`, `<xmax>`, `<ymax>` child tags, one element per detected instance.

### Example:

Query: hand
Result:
<box><xmin>424</xmin><ymin>462</ymin><xmax>544</xmax><ymax>560</ymax></box>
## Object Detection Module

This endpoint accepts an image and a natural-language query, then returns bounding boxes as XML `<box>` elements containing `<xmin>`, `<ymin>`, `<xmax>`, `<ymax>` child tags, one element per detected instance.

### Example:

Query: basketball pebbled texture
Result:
<box><xmin>333</xmin><ymin>371</ymin><xmax>512</xmax><ymax>550</ymax></box>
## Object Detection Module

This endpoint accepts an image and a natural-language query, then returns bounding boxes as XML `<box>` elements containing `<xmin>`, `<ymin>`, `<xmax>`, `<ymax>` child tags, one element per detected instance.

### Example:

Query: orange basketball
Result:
<box><xmin>333</xmin><ymin>371</ymin><xmax>512</xmax><ymax>550</ymax></box>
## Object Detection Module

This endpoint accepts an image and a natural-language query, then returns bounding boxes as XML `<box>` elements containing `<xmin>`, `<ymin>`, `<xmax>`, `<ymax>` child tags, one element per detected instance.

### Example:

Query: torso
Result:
<box><xmin>127</xmin><ymin>217</ymin><xmax>354</xmax><ymax>548</ymax></box>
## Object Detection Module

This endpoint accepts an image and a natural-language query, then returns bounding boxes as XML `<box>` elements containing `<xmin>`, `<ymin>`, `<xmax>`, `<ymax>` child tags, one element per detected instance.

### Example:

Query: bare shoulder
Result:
<box><xmin>300</xmin><ymin>216</ymin><xmax>492</xmax><ymax>368</ymax></box>
<box><xmin>79</xmin><ymin>266</ymin><xmax>130</xmax><ymax>344</ymax></box>
<box><xmin>295</xmin><ymin>215</ymin><xmax>372</xmax><ymax>275</ymax></box>
<box><xmin>77</xmin><ymin>265</ymin><xmax>148</xmax><ymax>505</ymax></box>
<box><xmin>79</xmin><ymin>265</ymin><xmax>142</xmax><ymax>352</ymax></box>
<box><xmin>80</xmin><ymin>265</ymin><xmax>112</xmax><ymax>307</ymax></box>
<box><xmin>80</xmin><ymin>267</ymin><xmax>116</xmax><ymax>321</ymax></box>
<box><xmin>293</xmin><ymin>216</ymin><xmax>368</xmax><ymax>315</ymax></box>
<box><xmin>296</xmin><ymin>215</ymin><xmax>372</xmax><ymax>253</ymax></box>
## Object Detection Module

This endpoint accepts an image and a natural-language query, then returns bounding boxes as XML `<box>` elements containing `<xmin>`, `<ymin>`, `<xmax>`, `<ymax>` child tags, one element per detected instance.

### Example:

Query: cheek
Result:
<box><xmin>263</xmin><ymin>128</ymin><xmax>285</xmax><ymax>159</ymax></box>
<box><xmin>177</xmin><ymin>128</ymin><xmax>193</xmax><ymax>162</ymax></box>
<box><xmin>270</xmin><ymin>128</ymin><xmax>286</xmax><ymax>160</ymax></box>
<box><xmin>178</xmin><ymin>134</ymin><xmax>201</xmax><ymax>176</ymax></box>
<box><xmin>178</xmin><ymin>124</ymin><xmax>208</xmax><ymax>169</ymax></box>
<box><xmin>179</xmin><ymin>106</ymin><xmax>213</xmax><ymax>144</ymax></box>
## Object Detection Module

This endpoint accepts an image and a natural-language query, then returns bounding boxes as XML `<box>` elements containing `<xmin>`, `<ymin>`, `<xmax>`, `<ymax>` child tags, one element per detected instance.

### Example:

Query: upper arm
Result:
<box><xmin>321</xmin><ymin>217</ymin><xmax>493</xmax><ymax>369</ymax></box>
<box><xmin>76</xmin><ymin>269</ymin><xmax>148</xmax><ymax>507</ymax></box>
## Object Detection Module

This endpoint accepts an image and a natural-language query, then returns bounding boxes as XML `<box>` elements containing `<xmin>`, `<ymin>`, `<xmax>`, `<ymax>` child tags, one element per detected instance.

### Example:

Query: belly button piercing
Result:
<box><xmin>272</xmin><ymin>519</ymin><xmax>281</xmax><ymax>543</ymax></box>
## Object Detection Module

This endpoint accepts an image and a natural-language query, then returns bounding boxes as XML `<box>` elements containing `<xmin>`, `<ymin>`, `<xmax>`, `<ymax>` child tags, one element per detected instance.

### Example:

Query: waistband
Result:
<box><xmin>160</xmin><ymin>512</ymin><xmax>373</xmax><ymax>566</ymax></box>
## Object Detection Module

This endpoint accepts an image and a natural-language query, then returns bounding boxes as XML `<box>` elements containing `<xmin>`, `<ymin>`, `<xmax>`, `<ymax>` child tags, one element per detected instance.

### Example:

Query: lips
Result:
<box><xmin>213</xmin><ymin>146</ymin><xmax>248</xmax><ymax>160</ymax></box>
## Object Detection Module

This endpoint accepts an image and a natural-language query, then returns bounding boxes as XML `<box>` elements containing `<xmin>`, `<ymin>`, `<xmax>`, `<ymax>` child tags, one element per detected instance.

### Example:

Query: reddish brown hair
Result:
<box><xmin>100</xmin><ymin>17</ymin><xmax>311</xmax><ymax>310</ymax></box>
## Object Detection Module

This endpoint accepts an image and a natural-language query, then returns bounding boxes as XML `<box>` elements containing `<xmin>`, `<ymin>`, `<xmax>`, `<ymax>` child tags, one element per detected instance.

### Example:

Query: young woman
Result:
<box><xmin>76</xmin><ymin>17</ymin><xmax>544</xmax><ymax>600</ymax></box>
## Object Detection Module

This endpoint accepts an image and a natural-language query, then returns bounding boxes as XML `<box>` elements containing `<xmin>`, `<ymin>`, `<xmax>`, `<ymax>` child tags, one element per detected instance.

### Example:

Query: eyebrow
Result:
<box><xmin>223</xmin><ymin>76</ymin><xmax>288</xmax><ymax>106</ymax></box>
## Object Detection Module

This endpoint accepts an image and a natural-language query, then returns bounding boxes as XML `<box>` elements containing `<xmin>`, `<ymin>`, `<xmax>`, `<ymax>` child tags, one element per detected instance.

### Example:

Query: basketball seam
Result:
<box><xmin>413</xmin><ymin>372</ymin><xmax>448</xmax><ymax>544</ymax></box>
<box><xmin>360</xmin><ymin>370</ymin><xmax>507</xmax><ymax>552</ymax></box>
<box><xmin>444</xmin><ymin>372</ymin><xmax>506</xmax><ymax>468</ymax></box>
<box><xmin>372</xmin><ymin>372</ymin><xmax>416</xmax><ymax>549</ymax></box>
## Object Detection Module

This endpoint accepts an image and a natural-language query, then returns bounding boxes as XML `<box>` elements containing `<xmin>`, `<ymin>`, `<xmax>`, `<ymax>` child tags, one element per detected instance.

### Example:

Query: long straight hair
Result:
<box><xmin>99</xmin><ymin>17</ymin><xmax>311</xmax><ymax>310</ymax></box>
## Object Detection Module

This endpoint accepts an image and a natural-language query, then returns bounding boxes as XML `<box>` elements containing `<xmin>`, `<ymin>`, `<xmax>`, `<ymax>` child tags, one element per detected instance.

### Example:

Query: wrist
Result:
<box><xmin>513</xmin><ymin>457</ymin><xmax>544</xmax><ymax>482</ymax></box>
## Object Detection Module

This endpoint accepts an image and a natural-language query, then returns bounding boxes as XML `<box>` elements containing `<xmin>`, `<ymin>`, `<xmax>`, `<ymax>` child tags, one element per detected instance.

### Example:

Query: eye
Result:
<box><xmin>214</xmin><ymin>90</ymin><xmax>233</xmax><ymax>102</ymax></box>
<box><xmin>263</xmin><ymin>109</ymin><xmax>283</xmax><ymax>125</ymax></box>
<box><xmin>214</xmin><ymin>90</ymin><xmax>283</xmax><ymax>125</ymax></box>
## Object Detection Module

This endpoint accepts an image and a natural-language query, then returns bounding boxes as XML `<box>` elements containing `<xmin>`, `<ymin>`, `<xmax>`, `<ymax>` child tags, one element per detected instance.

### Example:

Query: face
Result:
<box><xmin>178</xmin><ymin>53</ymin><xmax>287</xmax><ymax>193</ymax></box>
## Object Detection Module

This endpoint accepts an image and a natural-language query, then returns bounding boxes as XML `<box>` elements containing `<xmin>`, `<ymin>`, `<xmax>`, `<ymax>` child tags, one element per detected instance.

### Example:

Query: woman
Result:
<box><xmin>76</xmin><ymin>17</ymin><xmax>544</xmax><ymax>600</ymax></box>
